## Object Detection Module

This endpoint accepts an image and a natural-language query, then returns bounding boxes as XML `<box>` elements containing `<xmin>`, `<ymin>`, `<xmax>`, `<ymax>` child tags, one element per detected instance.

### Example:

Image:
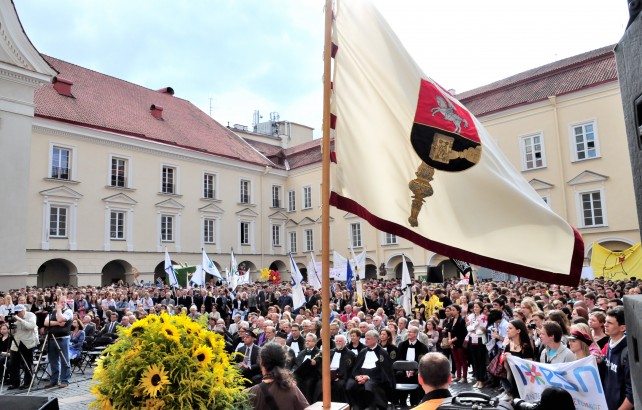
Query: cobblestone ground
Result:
<box><xmin>1</xmin><ymin>366</ymin><xmax>500</xmax><ymax>409</ymax></box>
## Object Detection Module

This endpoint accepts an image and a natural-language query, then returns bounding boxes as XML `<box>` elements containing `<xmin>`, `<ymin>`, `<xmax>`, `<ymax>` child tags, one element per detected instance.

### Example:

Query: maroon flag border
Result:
<box><xmin>330</xmin><ymin>192</ymin><xmax>584</xmax><ymax>286</ymax></box>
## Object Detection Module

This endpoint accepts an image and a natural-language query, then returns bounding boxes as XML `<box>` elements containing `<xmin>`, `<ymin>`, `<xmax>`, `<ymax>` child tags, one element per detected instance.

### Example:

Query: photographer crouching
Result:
<box><xmin>7</xmin><ymin>304</ymin><xmax>38</xmax><ymax>390</ymax></box>
<box><xmin>43</xmin><ymin>298</ymin><xmax>73</xmax><ymax>388</ymax></box>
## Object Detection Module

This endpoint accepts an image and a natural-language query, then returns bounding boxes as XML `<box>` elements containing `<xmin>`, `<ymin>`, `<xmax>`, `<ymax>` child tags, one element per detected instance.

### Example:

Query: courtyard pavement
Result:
<box><xmin>1</xmin><ymin>364</ymin><xmax>501</xmax><ymax>409</ymax></box>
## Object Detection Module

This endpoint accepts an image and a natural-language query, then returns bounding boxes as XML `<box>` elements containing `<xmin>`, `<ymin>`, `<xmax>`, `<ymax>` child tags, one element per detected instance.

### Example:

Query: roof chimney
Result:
<box><xmin>150</xmin><ymin>104</ymin><xmax>164</xmax><ymax>120</ymax></box>
<box><xmin>53</xmin><ymin>76</ymin><xmax>74</xmax><ymax>97</ymax></box>
<box><xmin>156</xmin><ymin>87</ymin><xmax>175</xmax><ymax>96</ymax></box>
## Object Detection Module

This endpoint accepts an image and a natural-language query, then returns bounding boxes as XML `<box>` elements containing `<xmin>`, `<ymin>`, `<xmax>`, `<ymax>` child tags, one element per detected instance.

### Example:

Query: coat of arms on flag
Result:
<box><xmin>408</xmin><ymin>80</ymin><xmax>481</xmax><ymax>226</ymax></box>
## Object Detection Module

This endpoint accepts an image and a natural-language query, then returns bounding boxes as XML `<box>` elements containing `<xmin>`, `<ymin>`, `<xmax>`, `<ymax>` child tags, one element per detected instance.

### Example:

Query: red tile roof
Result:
<box><xmin>35</xmin><ymin>56</ymin><xmax>272</xmax><ymax>167</ymax></box>
<box><xmin>457</xmin><ymin>45</ymin><xmax>617</xmax><ymax>117</ymax></box>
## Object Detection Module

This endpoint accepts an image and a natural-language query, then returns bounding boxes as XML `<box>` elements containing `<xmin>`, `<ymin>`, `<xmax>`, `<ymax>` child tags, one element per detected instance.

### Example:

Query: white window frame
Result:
<box><xmin>160</xmin><ymin>214</ymin><xmax>175</xmax><ymax>242</ymax></box>
<box><xmin>569</xmin><ymin>120</ymin><xmax>600</xmax><ymax>162</ymax></box>
<box><xmin>239</xmin><ymin>178</ymin><xmax>252</xmax><ymax>204</ymax></box>
<box><xmin>520</xmin><ymin>132</ymin><xmax>546</xmax><ymax>171</ymax></box>
<box><xmin>41</xmin><ymin>190</ymin><xmax>80</xmax><ymax>251</ymax></box>
<box><xmin>108</xmin><ymin>154</ymin><xmax>132</xmax><ymax>188</ymax></box>
<box><xmin>110</xmin><ymin>210</ymin><xmax>125</xmax><ymax>240</ymax></box>
<box><xmin>272</xmin><ymin>225</ymin><xmax>281</xmax><ymax>247</ymax></box>
<box><xmin>160</xmin><ymin>163</ymin><xmax>180</xmax><ymax>194</ymax></box>
<box><xmin>48</xmin><ymin>142</ymin><xmax>77</xmax><ymax>180</ymax></box>
<box><xmin>350</xmin><ymin>222</ymin><xmax>362</xmax><ymax>248</ymax></box>
<box><xmin>199</xmin><ymin>204</ymin><xmax>222</xmax><ymax>252</ymax></box>
<box><xmin>240</xmin><ymin>221</ymin><xmax>251</xmax><ymax>245</ymax></box>
<box><xmin>103</xmin><ymin>197</ymin><xmax>135</xmax><ymax>252</ymax></box>
<box><xmin>304</xmin><ymin>228</ymin><xmax>314</xmax><ymax>252</ymax></box>
<box><xmin>203</xmin><ymin>218</ymin><xmax>216</xmax><ymax>244</ymax></box>
<box><xmin>384</xmin><ymin>232</ymin><xmax>398</xmax><ymax>245</ymax></box>
<box><xmin>49</xmin><ymin>206</ymin><xmax>68</xmax><ymax>238</ymax></box>
<box><xmin>541</xmin><ymin>195</ymin><xmax>551</xmax><ymax>207</ymax></box>
<box><xmin>289</xmin><ymin>231</ymin><xmax>297</xmax><ymax>254</ymax></box>
<box><xmin>303</xmin><ymin>186</ymin><xmax>312</xmax><ymax>209</ymax></box>
<box><xmin>203</xmin><ymin>172</ymin><xmax>218</xmax><ymax>200</ymax></box>
<box><xmin>576</xmin><ymin>188</ymin><xmax>607</xmax><ymax>228</ymax></box>
<box><xmin>288</xmin><ymin>190</ymin><xmax>296</xmax><ymax>212</ymax></box>
<box><xmin>272</xmin><ymin>185</ymin><xmax>283</xmax><ymax>208</ymax></box>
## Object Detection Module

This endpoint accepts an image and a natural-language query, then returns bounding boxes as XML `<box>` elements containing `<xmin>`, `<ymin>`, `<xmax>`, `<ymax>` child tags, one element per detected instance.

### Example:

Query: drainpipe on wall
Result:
<box><xmin>548</xmin><ymin>96</ymin><xmax>570</xmax><ymax>219</ymax></box>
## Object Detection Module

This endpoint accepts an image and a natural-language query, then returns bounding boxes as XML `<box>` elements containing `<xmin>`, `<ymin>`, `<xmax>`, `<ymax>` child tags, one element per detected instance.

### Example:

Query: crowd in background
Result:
<box><xmin>0</xmin><ymin>274</ymin><xmax>639</xmax><ymax>409</ymax></box>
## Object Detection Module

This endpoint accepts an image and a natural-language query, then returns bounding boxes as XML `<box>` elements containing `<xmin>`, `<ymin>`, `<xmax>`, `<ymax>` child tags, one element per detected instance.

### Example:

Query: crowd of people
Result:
<box><xmin>0</xmin><ymin>274</ymin><xmax>639</xmax><ymax>409</ymax></box>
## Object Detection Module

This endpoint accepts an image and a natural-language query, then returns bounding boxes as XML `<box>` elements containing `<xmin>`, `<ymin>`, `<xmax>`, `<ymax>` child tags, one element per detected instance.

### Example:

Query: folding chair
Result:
<box><xmin>392</xmin><ymin>360</ymin><xmax>421</xmax><ymax>407</ymax></box>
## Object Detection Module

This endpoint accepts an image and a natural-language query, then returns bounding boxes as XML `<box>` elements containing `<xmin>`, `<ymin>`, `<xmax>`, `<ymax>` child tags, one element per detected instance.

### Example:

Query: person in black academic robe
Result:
<box><xmin>292</xmin><ymin>334</ymin><xmax>321</xmax><ymax>403</ymax></box>
<box><xmin>313</xmin><ymin>334</ymin><xmax>356</xmax><ymax>403</ymax></box>
<box><xmin>286</xmin><ymin>324</ymin><xmax>306</xmax><ymax>356</ymax></box>
<box><xmin>346</xmin><ymin>331</ymin><xmax>393</xmax><ymax>410</ymax></box>
<box><xmin>395</xmin><ymin>326</ymin><xmax>429</xmax><ymax>406</ymax></box>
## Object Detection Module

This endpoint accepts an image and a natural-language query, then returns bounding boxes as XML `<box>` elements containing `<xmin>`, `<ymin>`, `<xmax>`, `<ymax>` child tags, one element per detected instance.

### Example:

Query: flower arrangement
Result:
<box><xmin>90</xmin><ymin>312</ymin><xmax>250</xmax><ymax>409</ymax></box>
<box><xmin>260</xmin><ymin>268</ymin><xmax>281</xmax><ymax>284</ymax></box>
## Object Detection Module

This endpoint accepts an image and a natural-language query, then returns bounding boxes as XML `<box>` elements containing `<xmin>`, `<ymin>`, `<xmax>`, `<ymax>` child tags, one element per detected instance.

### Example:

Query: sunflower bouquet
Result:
<box><xmin>90</xmin><ymin>312</ymin><xmax>250</xmax><ymax>409</ymax></box>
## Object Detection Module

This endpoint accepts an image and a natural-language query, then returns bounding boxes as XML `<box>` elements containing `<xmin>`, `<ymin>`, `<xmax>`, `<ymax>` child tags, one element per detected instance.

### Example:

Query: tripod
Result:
<box><xmin>0</xmin><ymin>324</ymin><xmax>34</xmax><ymax>392</ymax></box>
<box><xmin>29</xmin><ymin>328</ymin><xmax>70</xmax><ymax>394</ymax></box>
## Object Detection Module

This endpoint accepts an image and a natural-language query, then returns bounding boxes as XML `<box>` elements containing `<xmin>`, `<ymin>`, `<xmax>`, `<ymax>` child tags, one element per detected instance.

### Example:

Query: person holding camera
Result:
<box><xmin>43</xmin><ymin>298</ymin><xmax>73</xmax><ymax>388</ymax></box>
<box><xmin>7</xmin><ymin>304</ymin><xmax>38</xmax><ymax>390</ymax></box>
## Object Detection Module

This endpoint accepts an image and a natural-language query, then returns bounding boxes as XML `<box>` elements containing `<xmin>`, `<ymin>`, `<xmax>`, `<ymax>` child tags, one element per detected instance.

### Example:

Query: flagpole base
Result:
<box><xmin>306</xmin><ymin>402</ymin><xmax>350</xmax><ymax>410</ymax></box>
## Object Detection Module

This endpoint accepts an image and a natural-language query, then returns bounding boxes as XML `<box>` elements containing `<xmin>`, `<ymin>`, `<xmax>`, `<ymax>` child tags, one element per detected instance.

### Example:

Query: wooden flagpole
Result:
<box><xmin>321</xmin><ymin>0</ymin><xmax>332</xmax><ymax>407</ymax></box>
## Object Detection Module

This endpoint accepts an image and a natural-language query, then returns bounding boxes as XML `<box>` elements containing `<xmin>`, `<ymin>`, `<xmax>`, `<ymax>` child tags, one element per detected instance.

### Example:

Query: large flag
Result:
<box><xmin>202</xmin><ymin>249</ymin><xmax>222</xmax><ymax>281</ymax></box>
<box><xmin>590</xmin><ymin>242</ymin><xmax>642</xmax><ymax>281</ymax></box>
<box><xmin>289</xmin><ymin>253</ymin><xmax>306</xmax><ymax>309</ymax></box>
<box><xmin>401</xmin><ymin>254</ymin><xmax>412</xmax><ymax>315</ymax></box>
<box><xmin>164</xmin><ymin>248</ymin><xmax>178</xmax><ymax>288</ymax></box>
<box><xmin>308</xmin><ymin>252</ymin><xmax>323</xmax><ymax>290</ymax></box>
<box><xmin>329</xmin><ymin>0</ymin><xmax>583</xmax><ymax>286</ymax></box>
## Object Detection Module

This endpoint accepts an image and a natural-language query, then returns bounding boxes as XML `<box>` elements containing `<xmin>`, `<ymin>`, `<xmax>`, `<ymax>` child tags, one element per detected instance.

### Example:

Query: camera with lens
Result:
<box><xmin>528</xmin><ymin>322</ymin><xmax>537</xmax><ymax>330</ymax></box>
<box><xmin>512</xmin><ymin>398</ymin><xmax>540</xmax><ymax>410</ymax></box>
<box><xmin>4</xmin><ymin>310</ymin><xmax>17</xmax><ymax>330</ymax></box>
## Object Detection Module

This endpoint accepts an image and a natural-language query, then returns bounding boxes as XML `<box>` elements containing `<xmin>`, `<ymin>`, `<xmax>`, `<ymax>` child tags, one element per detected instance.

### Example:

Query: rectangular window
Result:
<box><xmin>521</xmin><ymin>133</ymin><xmax>545</xmax><ymax>170</ymax></box>
<box><xmin>240</xmin><ymin>222</ymin><xmax>250</xmax><ymax>245</ymax></box>
<box><xmin>288</xmin><ymin>190</ymin><xmax>296</xmax><ymax>212</ymax></box>
<box><xmin>110</xmin><ymin>157</ymin><xmax>127</xmax><ymax>187</ymax></box>
<box><xmin>385</xmin><ymin>233</ymin><xmax>398</xmax><ymax>245</ymax></box>
<box><xmin>303</xmin><ymin>186</ymin><xmax>312</xmax><ymax>209</ymax></box>
<box><xmin>240</xmin><ymin>179</ymin><xmax>251</xmax><ymax>204</ymax></box>
<box><xmin>304</xmin><ymin>229</ymin><xmax>314</xmax><ymax>252</ymax></box>
<box><xmin>289</xmin><ymin>232</ymin><xmax>297</xmax><ymax>253</ymax></box>
<box><xmin>573</xmin><ymin>122</ymin><xmax>599</xmax><ymax>160</ymax></box>
<box><xmin>162</xmin><ymin>166</ymin><xmax>175</xmax><ymax>194</ymax></box>
<box><xmin>161</xmin><ymin>214</ymin><xmax>174</xmax><ymax>242</ymax></box>
<box><xmin>204</xmin><ymin>218</ymin><xmax>215</xmax><ymax>244</ymax></box>
<box><xmin>203</xmin><ymin>173</ymin><xmax>216</xmax><ymax>199</ymax></box>
<box><xmin>272</xmin><ymin>186</ymin><xmax>282</xmax><ymax>208</ymax></box>
<box><xmin>272</xmin><ymin>225</ymin><xmax>281</xmax><ymax>246</ymax></box>
<box><xmin>110</xmin><ymin>211</ymin><xmax>125</xmax><ymax>239</ymax></box>
<box><xmin>49</xmin><ymin>206</ymin><xmax>67</xmax><ymax>237</ymax></box>
<box><xmin>350</xmin><ymin>223</ymin><xmax>362</xmax><ymax>247</ymax></box>
<box><xmin>51</xmin><ymin>146</ymin><xmax>71</xmax><ymax>180</ymax></box>
<box><xmin>581</xmin><ymin>191</ymin><xmax>604</xmax><ymax>227</ymax></box>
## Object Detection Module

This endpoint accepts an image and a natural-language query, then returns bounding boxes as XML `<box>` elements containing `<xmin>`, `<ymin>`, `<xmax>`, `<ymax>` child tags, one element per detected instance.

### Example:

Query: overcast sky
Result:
<box><xmin>14</xmin><ymin>0</ymin><xmax>629</xmax><ymax>137</ymax></box>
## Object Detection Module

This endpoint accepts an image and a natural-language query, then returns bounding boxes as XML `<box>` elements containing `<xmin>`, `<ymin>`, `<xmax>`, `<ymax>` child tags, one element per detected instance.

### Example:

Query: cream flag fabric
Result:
<box><xmin>329</xmin><ymin>0</ymin><xmax>583</xmax><ymax>285</ymax></box>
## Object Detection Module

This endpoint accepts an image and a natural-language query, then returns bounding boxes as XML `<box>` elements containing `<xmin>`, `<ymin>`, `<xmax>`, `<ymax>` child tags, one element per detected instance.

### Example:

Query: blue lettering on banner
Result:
<box><xmin>573</xmin><ymin>366</ymin><xmax>603</xmax><ymax>394</ymax></box>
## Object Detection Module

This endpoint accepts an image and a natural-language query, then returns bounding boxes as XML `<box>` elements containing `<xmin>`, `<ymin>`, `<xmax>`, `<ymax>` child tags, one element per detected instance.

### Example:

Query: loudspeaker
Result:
<box><xmin>427</xmin><ymin>266</ymin><xmax>444</xmax><ymax>283</ymax></box>
<box><xmin>624</xmin><ymin>295</ymin><xmax>642</xmax><ymax>407</ymax></box>
<box><xmin>0</xmin><ymin>396</ymin><xmax>58</xmax><ymax>410</ymax></box>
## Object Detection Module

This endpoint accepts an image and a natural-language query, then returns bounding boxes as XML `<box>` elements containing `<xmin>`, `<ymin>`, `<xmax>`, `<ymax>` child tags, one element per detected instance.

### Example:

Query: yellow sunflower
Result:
<box><xmin>160</xmin><ymin>323</ymin><xmax>180</xmax><ymax>343</ymax></box>
<box><xmin>129</xmin><ymin>321</ymin><xmax>146</xmax><ymax>337</ymax></box>
<box><xmin>139</xmin><ymin>364</ymin><xmax>170</xmax><ymax>398</ymax></box>
<box><xmin>142</xmin><ymin>398</ymin><xmax>165</xmax><ymax>410</ymax></box>
<box><xmin>193</xmin><ymin>345</ymin><xmax>214</xmax><ymax>367</ymax></box>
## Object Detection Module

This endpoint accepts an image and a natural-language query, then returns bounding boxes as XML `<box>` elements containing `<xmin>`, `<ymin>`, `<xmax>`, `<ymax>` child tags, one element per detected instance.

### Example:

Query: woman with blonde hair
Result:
<box><xmin>568</xmin><ymin>323</ymin><xmax>602</xmax><ymax>361</ymax></box>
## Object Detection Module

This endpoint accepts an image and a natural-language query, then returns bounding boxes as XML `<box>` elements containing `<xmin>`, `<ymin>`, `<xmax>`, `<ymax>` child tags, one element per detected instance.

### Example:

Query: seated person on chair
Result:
<box><xmin>411</xmin><ymin>352</ymin><xmax>452</xmax><ymax>410</ymax></box>
<box><xmin>69</xmin><ymin>318</ymin><xmax>85</xmax><ymax>361</ymax></box>
<box><xmin>396</xmin><ymin>325</ymin><xmax>429</xmax><ymax>406</ymax></box>
<box><xmin>346</xmin><ymin>330</ymin><xmax>394</xmax><ymax>410</ymax></box>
